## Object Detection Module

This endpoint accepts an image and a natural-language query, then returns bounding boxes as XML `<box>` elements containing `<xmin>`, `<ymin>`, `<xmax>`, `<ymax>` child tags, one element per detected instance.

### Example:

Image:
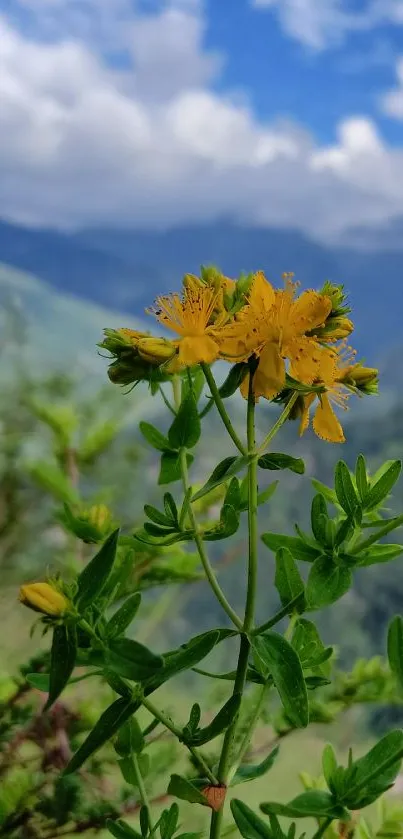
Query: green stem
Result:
<box><xmin>349</xmin><ymin>513</ymin><xmax>403</xmax><ymax>556</ymax></box>
<box><xmin>201</xmin><ymin>363</ymin><xmax>247</xmax><ymax>455</ymax></box>
<box><xmin>230</xmin><ymin>682</ymin><xmax>270</xmax><ymax>782</ymax></box>
<box><xmin>209</xmin><ymin>376</ymin><xmax>259</xmax><ymax>839</ymax></box>
<box><xmin>132</xmin><ymin>753</ymin><xmax>155</xmax><ymax>832</ymax></box>
<box><xmin>140</xmin><ymin>695</ymin><xmax>218</xmax><ymax>785</ymax></box>
<box><xmin>172</xmin><ymin>377</ymin><xmax>243</xmax><ymax>630</ymax></box>
<box><xmin>257</xmin><ymin>391</ymin><xmax>299</xmax><ymax>454</ymax></box>
<box><xmin>311</xmin><ymin>817</ymin><xmax>333</xmax><ymax>839</ymax></box>
<box><xmin>252</xmin><ymin>593</ymin><xmax>304</xmax><ymax>636</ymax></box>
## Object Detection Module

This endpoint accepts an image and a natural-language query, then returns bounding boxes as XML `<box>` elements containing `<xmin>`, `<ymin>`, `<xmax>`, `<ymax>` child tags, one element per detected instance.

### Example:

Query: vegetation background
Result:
<box><xmin>1</xmin><ymin>258</ymin><xmax>403</xmax><ymax>836</ymax></box>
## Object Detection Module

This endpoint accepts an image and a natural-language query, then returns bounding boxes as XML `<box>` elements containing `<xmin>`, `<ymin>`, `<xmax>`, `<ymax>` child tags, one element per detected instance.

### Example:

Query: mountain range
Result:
<box><xmin>0</xmin><ymin>217</ymin><xmax>401</xmax><ymax>360</ymax></box>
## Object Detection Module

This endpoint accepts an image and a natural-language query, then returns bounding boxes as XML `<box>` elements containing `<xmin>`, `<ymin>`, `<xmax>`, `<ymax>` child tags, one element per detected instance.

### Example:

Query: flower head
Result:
<box><xmin>19</xmin><ymin>582</ymin><xmax>70</xmax><ymax>617</ymax></box>
<box><xmin>236</xmin><ymin>272</ymin><xmax>333</xmax><ymax>399</ymax></box>
<box><xmin>297</xmin><ymin>345</ymin><xmax>378</xmax><ymax>443</ymax></box>
<box><xmin>150</xmin><ymin>284</ymin><xmax>249</xmax><ymax>368</ymax></box>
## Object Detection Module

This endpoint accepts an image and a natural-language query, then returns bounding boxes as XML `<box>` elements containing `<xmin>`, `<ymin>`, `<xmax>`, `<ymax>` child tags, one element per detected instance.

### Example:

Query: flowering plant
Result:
<box><xmin>19</xmin><ymin>267</ymin><xmax>403</xmax><ymax>839</ymax></box>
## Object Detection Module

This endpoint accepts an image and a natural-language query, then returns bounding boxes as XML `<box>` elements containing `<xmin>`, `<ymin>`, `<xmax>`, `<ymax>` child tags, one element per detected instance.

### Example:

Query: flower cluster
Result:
<box><xmin>101</xmin><ymin>267</ymin><xmax>378</xmax><ymax>443</ymax></box>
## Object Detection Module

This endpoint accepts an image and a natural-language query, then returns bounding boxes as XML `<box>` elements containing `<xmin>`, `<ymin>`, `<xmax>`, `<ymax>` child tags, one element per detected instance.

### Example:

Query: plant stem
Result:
<box><xmin>230</xmin><ymin>681</ymin><xmax>270</xmax><ymax>781</ymax></box>
<box><xmin>311</xmin><ymin>817</ymin><xmax>333</xmax><ymax>839</ymax></box>
<box><xmin>349</xmin><ymin>512</ymin><xmax>403</xmax><ymax>556</ymax></box>
<box><xmin>258</xmin><ymin>391</ymin><xmax>299</xmax><ymax>454</ymax></box>
<box><xmin>172</xmin><ymin>377</ymin><xmax>243</xmax><ymax>630</ymax></box>
<box><xmin>209</xmin><ymin>377</ymin><xmax>259</xmax><ymax>839</ymax></box>
<box><xmin>252</xmin><ymin>592</ymin><xmax>304</xmax><ymax>636</ymax></box>
<box><xmin>132</xmin><ymin>752</ymin><xmax>155</xmax><ymax>831</ymax></box>
<box><xmin>201</xmin><ymin>363</ymin><xmax>247</xmax><ymax>455</ymax></box>
<box><xmin>140</xmin><ymin>695</ymin><xmax>218</xmax><ymax>785</ymax></box>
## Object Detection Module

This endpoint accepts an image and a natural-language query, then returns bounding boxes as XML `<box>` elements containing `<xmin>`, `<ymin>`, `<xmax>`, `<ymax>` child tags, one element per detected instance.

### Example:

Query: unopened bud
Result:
<box><xmin>86</xmin><ymin>504</ymin><xmax>112</xmax><ymax>534</ymax></box>
<box><xmin>19</xmin><ymin>582</ymin><xmax>70</xmax><ymax>617</ymax></box>
<box><xmin>137</xmin><ymin>337</ymin><xmax>177</xmax><ymax>365</ymax></box>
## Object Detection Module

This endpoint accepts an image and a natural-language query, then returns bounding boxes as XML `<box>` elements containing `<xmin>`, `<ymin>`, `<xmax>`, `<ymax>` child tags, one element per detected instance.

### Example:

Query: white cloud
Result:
<box><xmin>2</xmin><ymin>4</ymin><xmax>403</xmax><ymax>243</ymax></box>
<box><xmin>252</xmin><ymin>0</ymin><xmax>403</xmax><ymax>50</ymax></box>
<box><xmin>380</xmin><ymin>56</ymin><xmax>403</xmax><ymax>119</ymax></box>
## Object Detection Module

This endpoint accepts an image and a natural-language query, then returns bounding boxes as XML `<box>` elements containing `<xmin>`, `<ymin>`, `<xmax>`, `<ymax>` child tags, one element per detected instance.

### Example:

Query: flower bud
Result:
<box><xmin>341</xmin><ymin>364</ymin><xmax>379</xmax><ymax>394</ymax></box>
<box><xmin>137</xmin><ymin>337</ymin><xmax>177</xmax><ymax>365</ymax></box>
<box><xmin>86</xmin><ymin>504</ymin><xmax>111</xmax><ymax>533</ymax></box>
<box><xmin>19</xmin><ymin>582</ymin><xmax>69</xmax><ymax>617</ymax></box>
<box><xmin>314</xmin><ymin>316</ymin><xmax>354</xmax><ymax>342</ymax></box>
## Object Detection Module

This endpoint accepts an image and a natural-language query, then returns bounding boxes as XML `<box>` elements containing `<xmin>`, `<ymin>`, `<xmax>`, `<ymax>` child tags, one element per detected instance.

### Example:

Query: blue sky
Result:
<box><xmin>1</xmin><ymin>0</ymin><xmax>403</xmax><ymax>242</ymax></box>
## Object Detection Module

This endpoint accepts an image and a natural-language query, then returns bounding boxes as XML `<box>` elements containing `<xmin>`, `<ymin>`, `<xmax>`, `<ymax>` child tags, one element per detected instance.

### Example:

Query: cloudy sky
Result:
<box><xmin>1</xmin><ymin>0</ymin><xmax>403</xmax><ymax>242</ymax></box>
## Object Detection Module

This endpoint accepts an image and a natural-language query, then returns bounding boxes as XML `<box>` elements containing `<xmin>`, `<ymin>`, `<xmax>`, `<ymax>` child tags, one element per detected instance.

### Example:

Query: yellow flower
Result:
<box><xmin>298</xmin><ymin>346</ymin><xmax>360</xmax><ymax>444</ymax></box>
<box><xmin>236</xmin><ymin>272</ymin><xmax>333</xmax><ymax>399</ymax></box>
<box><xmin>19</xmin><ymin>582</ymin><xmax>70</xmax><ymax>617</ymax></box>
<box><xmin>151</xmin><ymin>285</ymin><xmax>247</xmax><ymax>368</ymax></box>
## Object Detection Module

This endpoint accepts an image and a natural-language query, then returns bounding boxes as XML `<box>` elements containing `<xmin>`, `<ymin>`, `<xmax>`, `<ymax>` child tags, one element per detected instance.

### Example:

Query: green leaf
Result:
<box><xmin>143</xmin><ymin>505</ymin><xmax>172</xmax><ymax>526</ymax></box>
<box><xmin>218</xmin><ymin>363</ymin><xmax>249</xmax><ymax>398</ymax></box>
<box><xmin>355</xmin><ymin>454</ymin><xmax>368</xmax><ymax>502</ymax></box>
<box><xmin>230</xmin><ymin>799</ymin><xmax>273</xmax><ymax>838</ymax></box>
<box><xmin>231</xmin><ymin>745</ymin><xmax>279</xmax><ymax>786</ymax></box>
<box><xmin>262</xmin><ymin>533</ymin><xmax>321</xmax><ymax>563</ymax></box>
<box><xmin>106</xmin><ymin>594</ymin><xmax>142</xmax><ymax>639</ymax></box>
<box><xmin>75</xmin><ymin>529</ymin><xmax>120</xmax><ymax>609</ymax></box>
<box><xmin>358</xmin><ymin>544</ymin><xmax>403</xmax><ymax>566</ymax></box>
<box><xmin>192</xmin><ymin>456</ymin><xmax>249</xmax><ymax>501</ymax></box>
<box><xmin>364</xmin><ymin>461</ymin><xmax>402</xmax><ymax>511</ymax></box>
<box><xmin>322</xmin><ymin>744</ymin><xmax>338</xmax><ymax>790</ymax></box>
<box><xmin>167</xmin><ymin>774</ymin><xmax>208</xmax><ymax>807</ymax></box>
<box><xmin>224</xmin><ymin>478</ymin><xmax>241</xmax><ymax>511</ymax></box>
<box><xmin>291</xmin><ymin>619</ymin><xmax>332</xmax><ymax>669</ymax></box>
<box><xmin>342</xmin><ymin>730</ymin><xmax>403</xmax><ymax>809</ymax></box>
<box><xmin>139</xmin><ymin>422</ymin><xmax>172</xmax><ymax>452</ymax></box>
<box><xmin>311</xmin><ymin>479</ymin><xmax>338</xmax><ymax>505</ymax></box>
<box><xmin>335</xmin><ymin>461</ymin><xmax>359</xmax><ymax>518</ymax></box>
<box><xmin>252</xmin><ymin>632</ymin><xmax>309</xmax><ymax>728</ymax></box>
<box><xmin>114</xmin><ymin>717</ymin><xmax>144</xmax><ymax>756</ymax></box>
<box><xmin>28</xmin><ymin>461</ymin><xmax>80</xmax><ymax>506</ymax></box>
<box><xmin>258</xmin><ymin>454</ymin><xmax>305</xmax><ymax>475</ymax></box>
<box><xmin>311</xmin><ymin>494</ymin><xmax>330</xmax><ymax>548</ymax></box>
<box><xmin>107</xmin><ymin>819</ymin><xmax>142</xmax><ymax>839</ymax></box>
<box><xmin>45</xmin><ymin>623</ymin><xmax>77</xmax><ymax>710</ymax></box>
<box><xmin>145</xmin><ymin>629</ymin><xmax>230</xmax><ymax>692</ymax></box>
<box><xmin>159</xmin><ymin>452</ymin><xmax>194</xmax><ymax>485</ymax></box>
<box><xmin>306</xmin><ymin>556</ymin><xmax>352</xmax><ymax>608</ymax></box>
<box><xmin>108</xmin><ymin>638</ymin><xmax>164</xmax><ymax>681</ymax></box>
<box><xmin>168</xmin><ymin>392</ymin><xmax>201</xmax><ymax>449</ymax></box>
<box><xmin>159</xmin><ymin>803</ymin><xmax>179</xmax><ymax>839</ymax></box>
<box><xmin>186</xmin><ymin>695</ymin><xmax>241</xmax><ymax>746</ymax></box>
<box><xmin>78</xmin><ymin>420</ymin><xmax>119</xmax><ymax>464</ymax></box>
<box><xmin>164</xmin><ymin>493</ymin><xmax>179</xmax><ymax>525</ymax></box>
<box><xmin>388</xmin><ymin>617</ymin><xmax>403</xmax><ymax>690</ymax></box>
<box><xmin>261</xmin><ymin>791</ymin><xmax>347</xmax><ymax>819</ymax></box>
<box><xmin>274</xmin><ymin>548</ymin><xmax>305</xmax><ymax>613</ymax></box>
<box><xmin>257</xmin><ymin>482</ymin><xmax>279</xmax><ymax>509</ymax></box>
<box><xmin>204</xmin><ymin>504</ymin><xmax>240</xmax><ymax>541</ymax></box>
<box><xmin>64</xmin><ymin>697</ymin><xmax>136</xmax><ymax>774</ymax></box>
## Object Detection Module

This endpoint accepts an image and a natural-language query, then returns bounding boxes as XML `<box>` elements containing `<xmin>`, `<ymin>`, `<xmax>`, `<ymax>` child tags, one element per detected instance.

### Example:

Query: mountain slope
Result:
<box><xmin>0</xmin><ymin>263</ymin><xmax>146</xmax><ymax>376</ymax></box>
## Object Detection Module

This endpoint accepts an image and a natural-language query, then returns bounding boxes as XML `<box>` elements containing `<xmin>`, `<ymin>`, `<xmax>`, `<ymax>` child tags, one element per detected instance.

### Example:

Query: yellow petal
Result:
<box><xmin>299</xmin><ymin>393</ymin><xmax>316</xmax><ymax>436</ymax></box>
<box><xmin>286</xmin><ymin>336</ymin><xmax>322</xmax><ymax>385</ymax></box>
<box><xmin>246</xmin><ymin>271</ymin><xmax>276</xmax><ymax>314</ymax></box>
<box><xmin>289</xmin><ymin>291</ymin><xmax>332</xmax><ymax>336</ymax></box>
<box><xmin>313</xmin><ymin>394</ymin><xmax>345</xmax><ymax>443</ymax></box>
<box><xmin>177</xmin><ymin>335</ymin><xmax>219</xmax><ymax>366</ymax></box>
<box><xmin>240</xmin><ymin>373</ymin><xmax>250</xmax><ymax>400</ymax></box>
<box><xmin>253</xmin><ymin>342</ymin><xmax>285</xmax><ymax>399</ymax></box>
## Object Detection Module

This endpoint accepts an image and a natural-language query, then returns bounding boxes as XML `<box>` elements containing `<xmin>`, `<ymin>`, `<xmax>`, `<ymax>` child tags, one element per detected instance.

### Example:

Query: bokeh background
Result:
<box><xmin>1</xmin><ymin>0</ymin><xmax>403</xmax><ymax>833</ymax></box>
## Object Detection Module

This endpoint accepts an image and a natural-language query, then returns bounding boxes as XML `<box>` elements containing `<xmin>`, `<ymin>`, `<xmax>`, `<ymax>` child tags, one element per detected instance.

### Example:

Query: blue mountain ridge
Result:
<box><xmin>0</xmin><ymin>217</ymin><xmax>401</xmax><ymax>360</ymax></box>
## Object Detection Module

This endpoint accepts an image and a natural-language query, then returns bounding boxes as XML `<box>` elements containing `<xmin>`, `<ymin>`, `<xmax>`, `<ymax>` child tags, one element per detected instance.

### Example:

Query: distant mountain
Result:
<box><xmin>0</xmin><ymin>263</ymin><xmax>146</xmax><ymax>378</ymax></box>
<box><xmin>0</xmin><ymin>217</ymin><xmax>402</xmax><ymax>359</ymax></box>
